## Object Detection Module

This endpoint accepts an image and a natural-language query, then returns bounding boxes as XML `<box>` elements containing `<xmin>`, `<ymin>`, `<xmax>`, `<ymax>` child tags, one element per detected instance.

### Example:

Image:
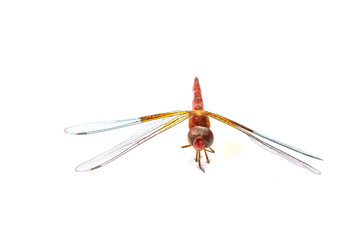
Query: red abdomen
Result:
<box><xmin>192</xmin><ymin>77</ymin><xmax>203</xmax><ymax>110</ymax></box>
<box><xmin>189</xmin><ymin>77</ymin><xmax>210</xmax><ymax>129</ymax></box>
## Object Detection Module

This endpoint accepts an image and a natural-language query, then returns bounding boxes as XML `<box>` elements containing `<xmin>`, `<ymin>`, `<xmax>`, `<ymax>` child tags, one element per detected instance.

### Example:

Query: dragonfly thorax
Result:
<box><xmin>188</xmin><ymin>126</ymin><xmax>214</xmax><ymax>150</ymax></box>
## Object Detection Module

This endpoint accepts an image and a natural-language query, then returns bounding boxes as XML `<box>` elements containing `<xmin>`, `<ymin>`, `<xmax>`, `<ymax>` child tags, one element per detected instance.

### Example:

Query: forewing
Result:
<box><xmin>208</xmin><ymin>112</ymin><xmax>322</xmax><ymax>160</ymax></box>
<box><xmin>64</xmin><ymin>111</ymin><xmax>188</xmax><ymax>135</ymax></box>
<box><xmin>207</xmin><ymin>111</ymin><xmax>321</xmax><ymax>174</ymax></box>
<box><xmin>75</xmin><ymin>112</ymin><xmax>190</xmax><ymax>172</ymax></box>
<box><xmin>64</xmin><ymin>118</ymin><xmax>140</xmax><ymax>135</ymax></box>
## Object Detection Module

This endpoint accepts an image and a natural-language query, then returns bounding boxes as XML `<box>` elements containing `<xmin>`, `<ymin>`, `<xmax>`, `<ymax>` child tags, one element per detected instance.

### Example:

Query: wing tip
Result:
<box><xmin>90</xmin><ymin>165</ymin><xmax>102</xmax><ymax>171</ymax></box>
<box><xmin>64</xmin><ymin>127</ymin><xmax>87</xmax><ymax>135</ymax></box>
<box><xmin>308</xmin><ymin>166</ymin><xmax>321</xmax><ymax>175</ymax></box>
<box><xmin>314</xmin><ymin>156</ymin><xmax>324</xmax><ymax>161</ymax></box>
<box><xmin>64</xmin><ymin>128</ymin><xmax>71</xmax><ymax>134</ymax></box>
<box><xmin>75</xmin><ymin>166</ymin><xmax>98</xmax><ymax>172</ymax></box>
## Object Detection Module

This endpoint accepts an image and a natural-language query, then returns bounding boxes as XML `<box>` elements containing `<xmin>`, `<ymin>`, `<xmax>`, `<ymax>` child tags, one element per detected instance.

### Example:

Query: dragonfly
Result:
<box><xmin>65</xmin><ymin>77</ymin><xmax>322</xmax><ymax>174</ymax></box>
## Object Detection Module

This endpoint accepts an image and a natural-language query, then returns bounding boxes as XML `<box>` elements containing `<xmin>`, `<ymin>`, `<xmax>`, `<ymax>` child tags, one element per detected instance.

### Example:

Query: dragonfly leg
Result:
<box><xmin>204</xmin><ymin>147</ymin><xmax>215</xmax><ymax>163</ymax></box>
<box><xmin>195</xmin><ymin>149</ymin><xmax>200</xmax><ymax>162</ymax></box>
<box><xmin>181</xmin><ymin>144</ymin><xmax>191</xmax><ymax>148</ymax></box>
<box><xmin>204</xmin><ymin>149</ymin><xmax>210</xmax><ymax>164</ymax></box>
<box><xmin>196</xmin><ymin>150</ymin><xmax>205</xmax><ymax>173</ymax></box>
<box><xmin>207</xmin><ymin>147</ymin><xmax>215</xmax><ymax>153</ymax></box>
<box><xmin>184</xmin><ymin>146</ymin><xmax>206</xmax><ymax>172</ymax></box>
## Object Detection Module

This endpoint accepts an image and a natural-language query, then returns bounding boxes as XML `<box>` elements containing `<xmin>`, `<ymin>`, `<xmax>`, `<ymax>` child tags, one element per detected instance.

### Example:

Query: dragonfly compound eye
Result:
<box><xmin>188</xmin><ymin>126</ymin><xmax>214</xmax><ymax>150</ymax></box>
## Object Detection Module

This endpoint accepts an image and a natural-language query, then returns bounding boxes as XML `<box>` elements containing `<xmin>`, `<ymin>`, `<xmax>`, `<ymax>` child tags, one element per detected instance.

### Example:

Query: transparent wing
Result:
<box><xmin>248</xmin><ymin>134</ymin><xmax>321</xmax><ymax>174</ymax></box>
<box><xmin>207</xmin><ymin>111</ymin><xmax>321</xmax><ymax>174</ymax></box>
<box><xmin>75</xmin><ymin>111</ymin><xmax>191</xmax><ymax>172</ymax></box>
<box><xmin>64</xmin><ymin>111</ymin><xmax>188</xmax><ymax>135</ymax></box>
<box><xmin>207</xmin><ymin>111</ymin><xmax>322</xmax><ymax>160</ymax></box>
<box><xmin>64</xmin><ymin>119</ymin><xmax>140</xmax><ymax>135</ymax></box>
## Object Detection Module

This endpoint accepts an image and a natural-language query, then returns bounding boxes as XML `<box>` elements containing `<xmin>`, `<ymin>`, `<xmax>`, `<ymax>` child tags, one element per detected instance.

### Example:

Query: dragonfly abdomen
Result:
<box><xmin>187</xmin><ymin>78</ymin><xmax>214</xmax><ymax>152</ymax></box>
<box><xmin>192</xmin><ymin>77</ymin><xmax>204</xmax><ymax>110</ymax></box>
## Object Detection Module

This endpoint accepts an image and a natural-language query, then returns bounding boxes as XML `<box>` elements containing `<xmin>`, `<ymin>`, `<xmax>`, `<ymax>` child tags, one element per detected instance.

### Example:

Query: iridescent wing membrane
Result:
<box><xmin>207</xmin><ymin>111</ymin><xmax>322</xmax><ymax>174</ymax></box>
<box><xmin>65</xmin><ymin>111</ymin><xmax>191</xmax><ymax>171</ymax></box>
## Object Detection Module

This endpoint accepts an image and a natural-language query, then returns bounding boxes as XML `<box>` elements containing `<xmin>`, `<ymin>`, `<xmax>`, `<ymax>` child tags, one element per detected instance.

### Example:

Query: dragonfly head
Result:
<box><xmin>188</xmin><ymin>126</ymin><xmax>214</xmax><ymax>150</ymax></box>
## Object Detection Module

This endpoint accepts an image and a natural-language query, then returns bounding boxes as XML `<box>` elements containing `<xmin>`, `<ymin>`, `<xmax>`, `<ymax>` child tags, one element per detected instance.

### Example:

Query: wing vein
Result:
<box><xmin>75</xmin><ymin>112</ymin><xmax>190</xmax><ymax>171</ymax></box>
<box><xmin>207</xmin><ymin>112</ymin><xmax>322</xmax><ymax>160</ymax></box>
<box><xmin>207</xmin><ymin>111</ymin><xmax>321</xmax><ymax>174</ymax></box>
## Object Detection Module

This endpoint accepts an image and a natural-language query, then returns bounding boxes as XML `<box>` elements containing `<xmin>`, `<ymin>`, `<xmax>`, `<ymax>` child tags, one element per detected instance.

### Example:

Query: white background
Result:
<box><xmin>1</xmin><ymin>1</ymin><xmax>359</xmax><ymax>239</ymax></box>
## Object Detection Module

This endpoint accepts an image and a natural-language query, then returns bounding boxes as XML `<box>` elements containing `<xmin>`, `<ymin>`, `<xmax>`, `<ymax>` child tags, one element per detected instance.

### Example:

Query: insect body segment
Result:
<box><xmin>192</xmin><ymin>77</ymin><xmax>204</xmax><ymax>110</ymax></box>
<box><xmin>182</xmin><ymin>77</ymin><xmax>215</xmax><ymax>172</ymax></box>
